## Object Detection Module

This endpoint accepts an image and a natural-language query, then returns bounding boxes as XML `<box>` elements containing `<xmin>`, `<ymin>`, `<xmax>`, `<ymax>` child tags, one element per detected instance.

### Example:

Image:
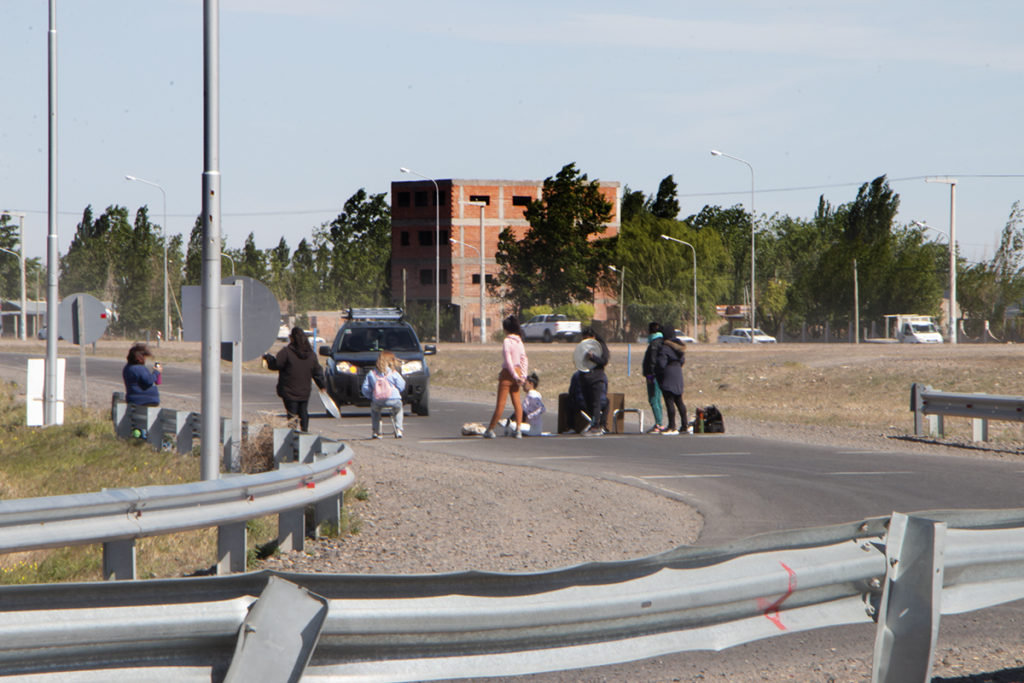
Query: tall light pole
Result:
<box><xmin>400</xmin><ymin>167</ymin><xmax>440</xmax><ymax>343</ymax></box>
<box><xmin>221</xmin><ymin>251</ymin><xmax>236</xmax><ymax>276</ymax></box>
<box><xmin>125</xmin><ymin>175</ymin><xmax>169</xmax><ymax>342</ymax></box>
<box><xmin>711</xmin><ymin>149</ymin><xmax>756</xmax><ymax>338</ymax></box>
<box><xmin>0</xmin><ymin>211</ymin><xmax>27</xmax><ymax>340</ymax></box>
<box><xmin>608</xmin><ymin>265</ymin><xmax>626</xmax><ymax>340</ymax></box>
<box><xmin>925</xmin><ymin>177</ymin><xmax>958</xmax><ymax>344</ymax></box>
<box><xmin>913</xmin><ymin>219</ymin><xmax>955</xmax><ymax>343</ymax></box>
<box><xmin>661</xmin><ymin>235</ymin><xmax>698</xmax><ymax>340</ymax></box>
<box><xmin>459</xmin><ymin>199</ymin><xmax>488</xmax><ymax>344</ymax></box>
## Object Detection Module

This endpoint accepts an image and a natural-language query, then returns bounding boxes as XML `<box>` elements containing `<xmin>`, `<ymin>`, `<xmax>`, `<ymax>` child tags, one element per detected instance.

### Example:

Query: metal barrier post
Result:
<box><xmin>972</xmin><ymin>417</ymin><xmax>989</xmax><ymax>442</ymax></box>
<box><xmin>217</xmin><ymin>521</ymin><xmax>248</xmax><ymax>575</ymax></box>
<box><xmin>144</xmin><ymin>406</ymin><xmax>162</xmax><ymax>449</ymax></box>
<box><xmin>171</xmin><ymin>410</ymin><xmax>193</xmax><ymax>454</ymax></box>
<box><xmin>102</xmin><ymin>539</ymin><xmax>137</xmax><ymax>581</ymax></box>
<box><xmin>911</xmin><ymin>383</ymin><xmax>925</xmax><ymax>436</ymax></box>
<box><xmin>313</xmin><ymin>494</ymin><xmax>341</xmax><ymax>539</ymax></box>
<box><xmin>298</xmin><ymin>433</ymin><xmax>320</xmax><ymax>464</ymax></box>
<box><xmin>872</xmin><ymin>513</ymin><xmax>945</xmax><ymax>683</ymax></box>
<box><xmin>928</xmin><ymin>414</ymin><xmax>943</xmax><ymax>437</ymax></box>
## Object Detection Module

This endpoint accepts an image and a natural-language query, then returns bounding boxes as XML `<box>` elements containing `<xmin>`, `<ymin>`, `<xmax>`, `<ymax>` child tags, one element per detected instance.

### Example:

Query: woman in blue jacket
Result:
<box><xmin>123</xmin><ymin>343</ymin><xmax>161</xmax><ymax>407</ymax></box>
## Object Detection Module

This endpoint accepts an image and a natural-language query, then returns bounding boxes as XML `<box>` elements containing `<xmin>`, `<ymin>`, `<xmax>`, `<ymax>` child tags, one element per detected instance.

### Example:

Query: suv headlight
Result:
<box><xmin>401</xmin><ymin>360</ymin><xmax>424</xmax><ymax>374</ymax></box>
<box><xmin>336</xmin><ymin>361</ymin><xmax>359</xmax><ymax>374</ymax></box>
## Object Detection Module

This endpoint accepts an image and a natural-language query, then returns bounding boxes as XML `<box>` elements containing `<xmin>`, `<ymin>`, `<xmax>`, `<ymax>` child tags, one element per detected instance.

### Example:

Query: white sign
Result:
<box><xmin>181</xmin><ymin>285</ymin><xmax>244</xmax><ymax>342</ymax></box>
<box><xmin>26</xmin><ymin>358</ymin><xmax>64</xmax><ymax>426</ymax></box>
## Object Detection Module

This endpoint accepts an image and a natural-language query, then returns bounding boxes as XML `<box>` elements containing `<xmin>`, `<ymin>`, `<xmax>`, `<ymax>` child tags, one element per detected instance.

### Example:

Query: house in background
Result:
<box><xmin>391</xmin><ymin>178</ymin><xmax>621</xmax><ymax>342</ymax></box>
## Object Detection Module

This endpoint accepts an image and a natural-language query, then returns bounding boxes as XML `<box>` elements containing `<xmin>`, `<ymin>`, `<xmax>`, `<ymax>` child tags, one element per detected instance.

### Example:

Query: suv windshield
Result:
<box><xmin>338</xmin><ymin>326</ymin><xmax>419</xmax><ymax>352</ymax></box>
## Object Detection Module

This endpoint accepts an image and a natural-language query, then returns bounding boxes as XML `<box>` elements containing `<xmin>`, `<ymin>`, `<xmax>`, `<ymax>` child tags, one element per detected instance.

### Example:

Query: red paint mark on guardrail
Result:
<box><xmin>305</xmin><ymin>482</ymin><xmax>315</xmax><ymax>489</ymax></box>
<box><xmin>758</xmin><ymin>562</ymin><xmax>797</xmax><ymax>630</ymax></box>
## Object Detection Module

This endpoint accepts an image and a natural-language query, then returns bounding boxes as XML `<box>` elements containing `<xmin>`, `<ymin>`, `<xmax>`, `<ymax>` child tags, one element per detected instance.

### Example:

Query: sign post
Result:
<box><xmin>58</xmin><ymin>293</ymin><xmax>110</xmax><ymax>410</ymax></box>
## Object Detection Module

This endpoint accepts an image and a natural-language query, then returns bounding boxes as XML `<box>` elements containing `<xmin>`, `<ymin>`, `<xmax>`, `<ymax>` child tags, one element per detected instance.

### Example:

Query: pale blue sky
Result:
<box><xmin>2</xmin><ymin>1</ymin><xmax>1022</xmax><ymax>265</ymax></box>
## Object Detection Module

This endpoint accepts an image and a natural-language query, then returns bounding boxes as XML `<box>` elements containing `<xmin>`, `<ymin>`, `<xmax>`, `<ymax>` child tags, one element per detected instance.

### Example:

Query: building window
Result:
<box><xmin>400</xmin><ymin>231</ymin><xmax>410</xmax><ymax>246</ymax></box>
<box><xmin>440</xmin><ymin>229</ymin><xmax>449</xmax><ymax>243</ymax></box>
<box><xmin>512</xmin><ymin>195</ymin><xmax>531</xmax><ymax>207</ymax></box>
<box><xmin>419</xmin><ymin>269</ymin><xmax>432</xmax><ymax>285</ymax></box>
<box><xmin>418</xmin><ymin>231</ymin><xmax>432</xmax><ymax>246</ymax></box>
<box><xmin>468</xmin><ymin>195</ymin><xmax>490</xmax><ymax>205</ymax></box>
<box><xmin>435</xmin><ymin>191</ymin><xmax>448</xmax><ymax>206</ymax></box>
<box><xmin>471</xmin><ymin>273</ymin><xmax>494</xmax><ymax>285</ymax></box>
<box><xmin>415</xmin><ymin>191</ymin><xmax>428</xmax><ymax>207</ymax></box>
<box><xmin>397</xmin><ymin>192</ymin><xmax>410</xmax><ymax>208</ymax></box>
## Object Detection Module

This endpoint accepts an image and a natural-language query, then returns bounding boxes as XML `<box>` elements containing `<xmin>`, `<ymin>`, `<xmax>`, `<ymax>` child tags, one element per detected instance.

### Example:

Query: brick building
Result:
<box><xmin>390</xmin><ymin>178</ymin><xmax>621</xmax><ymax>342</ymax></box>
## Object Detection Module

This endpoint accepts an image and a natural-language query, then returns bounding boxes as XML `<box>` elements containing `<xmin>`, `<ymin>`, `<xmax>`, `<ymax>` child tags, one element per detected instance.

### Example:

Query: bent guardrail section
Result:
<box><xmin>0</xmin><ymin>449</ymin><xmax>355</xmax><ymax>580</ymax></box>
<box><xmin>911</xmin><ymin>382</ymin><xmax>1024</xmax><ymax>441</ymax></box>
<box><xmin>1</xmin><ymin>509</ymin><xmax>1023</xmax><ymax>681</ymax></box>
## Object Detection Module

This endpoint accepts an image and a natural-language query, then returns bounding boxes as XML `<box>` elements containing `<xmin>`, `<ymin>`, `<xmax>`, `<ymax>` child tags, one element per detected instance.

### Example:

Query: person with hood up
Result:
<box><xmin>641</xmin><ymin>321</ymin><xmax>666</xmax><ymax>433</ymax></box>
<box><xmin>655</xmin><ymin>326</ymin><xmax>687</xmax><ymax>435</ymax></box>
<box><xmin>263</xmin><ymin>326</ymin><xmax>326</xmax><ymax>432</ymax></box>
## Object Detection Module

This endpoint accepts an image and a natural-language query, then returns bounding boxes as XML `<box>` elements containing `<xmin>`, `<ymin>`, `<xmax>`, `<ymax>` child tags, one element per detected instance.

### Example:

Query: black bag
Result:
<box><xmin>704</xmin><ymin>405</ymin><xmax>725</xmax><ymax>433</ymax></box>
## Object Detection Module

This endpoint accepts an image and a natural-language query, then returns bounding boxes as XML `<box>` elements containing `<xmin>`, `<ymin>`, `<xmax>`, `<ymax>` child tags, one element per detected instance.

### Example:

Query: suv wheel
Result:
<box><xmin>542</xmin><ymin>329</ymin><xmax>553</xmax><ymax>343</ymax></box>
<box><xmin>413</xmin><ymin>391</ymin><xmax>429</xmax><ymax>416</ymax></box>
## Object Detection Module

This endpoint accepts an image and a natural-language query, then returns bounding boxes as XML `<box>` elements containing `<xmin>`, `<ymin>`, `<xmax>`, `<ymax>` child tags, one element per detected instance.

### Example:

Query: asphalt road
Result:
<box><xmin>4</xmin><ymin>351</ymin><xmax>1024</xmax><ymax>680</ymax></box>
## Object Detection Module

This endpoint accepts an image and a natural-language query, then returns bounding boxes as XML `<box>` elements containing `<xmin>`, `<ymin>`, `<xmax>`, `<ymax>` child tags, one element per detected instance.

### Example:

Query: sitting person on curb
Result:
<box><xmin>503</xmin><ymin>372</ymin><xmax>546</xmax><ymax>435</ymax></box>
<box><xmin>123</xmin><ymin>343</ymin><xmax>161</xmax><ymax>408</ymax></box>
<box><xmin>361</xmin><ymin>350</ymin><xmax>406</xmax><ymax>439</ymax></box>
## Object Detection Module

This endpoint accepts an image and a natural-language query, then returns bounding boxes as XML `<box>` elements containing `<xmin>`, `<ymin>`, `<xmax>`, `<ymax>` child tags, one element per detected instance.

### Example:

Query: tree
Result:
<box><xmin>0</xmin><ymin>214</ymin><xmax>22</xmax><ymax>302</ymax></box>
<box><xmin>314</xmin><ymin>188</ymin><xmax>391</xmax><ymax>308</ymax></box>
<box><xmin>492</xmin><ymin>163</ymin><xmax>614</xmax><ymax>310</ymax></box>
<box><xmin>649</xmin><ymin>175</ymin><xmax>680</xmax><ymax>219</ymax></box>
<box><xmin>238</xmin><ymin>233</ymin><xmax>268</xmax><ymax>281</ymax></box>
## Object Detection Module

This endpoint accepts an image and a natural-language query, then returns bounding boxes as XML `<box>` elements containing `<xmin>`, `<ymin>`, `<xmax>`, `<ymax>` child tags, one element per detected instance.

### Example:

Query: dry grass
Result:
<box><xmin>429</xmin><ymin>341</ymin><xmax>1024</xmax><ymax>445</ymax></box>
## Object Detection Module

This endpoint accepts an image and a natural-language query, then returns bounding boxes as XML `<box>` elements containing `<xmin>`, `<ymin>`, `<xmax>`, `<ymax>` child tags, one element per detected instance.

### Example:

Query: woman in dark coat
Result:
<box><xmin>655</xmin><ymin>327</ymin><xmax>687</xmax><ymax>435</ymax></box>
<box><xmin>580</xmin><ymin>327</ymin><xmax>610</xmax><ymax>435</ymax></box>
<box><xmin>263</xmin><ymin>327</ymin><xmax>326</xmax><ymax>432</ymax></box>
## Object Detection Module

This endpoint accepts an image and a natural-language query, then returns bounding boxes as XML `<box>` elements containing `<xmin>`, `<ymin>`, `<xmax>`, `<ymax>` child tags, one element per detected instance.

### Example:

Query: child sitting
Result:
<box><xmin>503</xmin><ymin>372</ymin><xmax>546</xmax><ymax>436</ymax></box>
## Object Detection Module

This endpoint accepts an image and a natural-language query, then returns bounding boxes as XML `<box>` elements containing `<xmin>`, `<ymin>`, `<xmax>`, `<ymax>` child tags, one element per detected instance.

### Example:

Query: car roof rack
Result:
<box><xmin>346</xmin><ymin>307</ymin><xmax>404</xmax><ymax>321</ymax></box>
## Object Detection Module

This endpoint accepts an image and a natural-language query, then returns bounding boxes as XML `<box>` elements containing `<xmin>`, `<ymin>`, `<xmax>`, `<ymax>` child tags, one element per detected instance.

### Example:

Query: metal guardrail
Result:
<box><xmin>910</xmin><ymin>382</ymin><xmax>1024</xmax><ymax>441</ymax></box>
<box><xmin>0</xmin><ymin>449</ymin><xmax>356</xmax><ymax>580</ymax></box>
<box><xmin>1</xmin><ymin>509</ymin><xmax>1023</xmax><ymax>681</ymax></box>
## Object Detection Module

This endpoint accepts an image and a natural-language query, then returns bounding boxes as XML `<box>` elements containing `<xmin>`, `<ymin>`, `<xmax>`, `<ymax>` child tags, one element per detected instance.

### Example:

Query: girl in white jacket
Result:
<box><xmin>503</xmin><ymin>372</ymin><xmax>545</xmax><ymax>436</ymax></box>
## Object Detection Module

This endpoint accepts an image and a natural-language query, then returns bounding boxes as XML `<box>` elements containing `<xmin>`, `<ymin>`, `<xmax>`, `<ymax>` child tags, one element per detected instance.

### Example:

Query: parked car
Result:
<box><xmin>520</xmin><ymin>314</ymin><xmax>582</xmax><ymax>343</ymax></box>
<box><xmin>305</xmin><ymin>330</ymin><xmax>325</xmax><ymax>347</ymax></box>
<box><xmin>719</xmin><ymin>327</ymin><xmax>777</xmax><ymax>344</ymax></box>
<box><xmin>318</xmin><ymin>308</ymin><xmax>435</xmax><ymax>416</ymax></box>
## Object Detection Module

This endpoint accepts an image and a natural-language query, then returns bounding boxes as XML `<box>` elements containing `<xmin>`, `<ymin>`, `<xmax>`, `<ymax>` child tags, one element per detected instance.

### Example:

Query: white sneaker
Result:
<box><xmin>661</xmin><ymin>428</ymin><xmax>680</xmax><ymax>435</ymax></box>
<box><xmin>514</xmin><ymin>429</ymin><xmax>523</xmax><ymax>439</ymax></box>
<box><xmin>395</xmin><ymin>429</ymin><xmax>403</xmax><ymax>439</ymax></box>
<box><xmin>372</xmin><ymin>433</ymin><xmax>382</xmax><ymax>440</ymax></box>
<box><xmin>483</xmin><ymin>429</ymin><xmax>496</xmax><ymax>439</ymax></box>
<box><xmin>686</xmin><ymin>425</ymin><xmax>694</xmax><ymax>434</ymax></box>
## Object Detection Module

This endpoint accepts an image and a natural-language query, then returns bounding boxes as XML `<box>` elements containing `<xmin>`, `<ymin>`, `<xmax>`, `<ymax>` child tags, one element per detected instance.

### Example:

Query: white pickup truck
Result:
<box><xmin>520</xmin><ymin>314</ymin><xmax>582</xmax><ymax>343</ymax></box>
<box><xmin>718</xmin><ymin>327</ymin><xmax>777</xmax><ymax>344</ymax></box>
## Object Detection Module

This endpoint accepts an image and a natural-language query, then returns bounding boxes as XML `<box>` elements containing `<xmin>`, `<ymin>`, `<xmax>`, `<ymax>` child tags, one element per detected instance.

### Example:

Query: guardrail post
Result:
<box><xmin>278</xmin><ymin>504</ymin><xmax>305</xmax><ymax>554</ymax></box>
<box><xmin>221</xmin><ymin>416</ymin><xmax>234</xmax><ymax>472</ymax></box>
<box><xmin>223</xmin><ymin>577</ymin><xmax>328</xmax><ymax>683</ymax></box>
<box><xmin>972</xmin><ymin>417</ymin><xmax>989</xmax><ymax>442</ymax></box>
<box><xmin>274</xmin><ymin>428</ymin><xmax>297</xmax><ymax>464</ymax></box>
<box><xmin>102</xmin><ymin>539</ymin><xmax>137</xmax><ymax>581</ymax></box>
<box><xmin>170</xmin><ymin>410</ymin><xmax>193</xmax><ymax>455</ymax></box>
<box><xmin>298</xmin><ymin>434</ymin><xmax>320</xmax><ymax>464</ymax></box>
<box><xmin>312</xmin><ymin>494</ymin><xmax>341</xmax><ymax>539</ymax></box>
<box><xmin>217</xmin><ymin>521</ymin><xmax>248</xmax><ymax>575</ymax></box>
<box><xmin>911</xmin><ymin>383</ymin><xmax>925</xmax><ymax>436</ymax></box>
<box><xmin>112</xmin><ymin>395</ymin><xmax>131</xmax><ymax>438</ymax></box>
<box><xmin>871</xmin><ymin>513</ymin><xmax>946</xmax><ymax>683</ymax></box>
<box><xmin>927</xmin><ymin>414</ymin><xmax>942</xmax><ymax>437</ymax></box>
<box><xmin>144</xmin><ymin>406</ymin><xmax>162</xmax><ymax>449</ymax></box>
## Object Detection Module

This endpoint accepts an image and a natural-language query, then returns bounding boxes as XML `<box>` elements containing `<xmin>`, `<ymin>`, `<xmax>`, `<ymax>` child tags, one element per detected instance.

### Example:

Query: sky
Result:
<box><xmin>2</xmin><ymin>1</ymin><xmax>1023</xmax><ymax>267</ymax></box>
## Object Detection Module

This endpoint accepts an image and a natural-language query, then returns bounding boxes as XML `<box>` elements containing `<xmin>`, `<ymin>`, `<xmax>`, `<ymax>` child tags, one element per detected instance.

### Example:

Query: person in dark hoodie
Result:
<box><xmin>655</xmin><ymin>326</ymin><xmax>687</xmax><ymax>435</ymax></box>
<box><xmin>641</xmin><ymin>321</ymin><xmax>666</xmax><ymax>433</ymax></box>
<box><xmin>263</xmin><ymin>326</ymin><xmax>326</xmax><ymax>432</ymax></box>
<box><xmin>579</xmin><ymin>327</ymin><xmax>610</xmax><ymax>435</ymax></box>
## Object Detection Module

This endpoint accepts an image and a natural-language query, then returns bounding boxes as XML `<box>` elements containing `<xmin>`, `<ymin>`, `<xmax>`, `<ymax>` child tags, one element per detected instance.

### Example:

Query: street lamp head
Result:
<box><xmin>710</xmin><ymin>149</ymin><xmax>722</xmax><ymax>157</ymax></box>
<box><xmin>608</xmin><ymin>265</ymin><xmax>621</xmax><ymax>274</ymax></box>
<box><xmin>399</xmin><ymin>167</ymin><xmax>410</xmax><ymax>174</ymax></box>
<box><xmin>124</xmin><ymin>174</ymin><xmax>137</xmax><ymax>181</ymax></box>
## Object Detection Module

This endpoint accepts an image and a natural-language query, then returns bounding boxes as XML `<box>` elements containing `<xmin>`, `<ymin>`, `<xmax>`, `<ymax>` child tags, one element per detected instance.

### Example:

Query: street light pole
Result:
<box><xmin>608</xmin><ymin>265</ymin><xmax>626</xmax><ymax>340</ymax></box>
<box><xmin>221</xmin><ymin>252</ymin><xmax>236</xmax><ymax>276</ymax></box>
<box><xmin>0</xmin><ymin>211</ymin><xmax>27</xmax><ymax>340</ymax></box>
<box><xmin>459</xmin><ymin>200</ymin><xmax>488</xmax><ymax>344</ymax></box>
<box><xmin>125</xmin><ymin>175</ymin><xmax>169</xmax><ymax>342</ymax></box>
<box><xmin>661</xmin><ymin>235</ymin><xmax>698</xmax><ymax>340</ymax></box>
<box><xmin>400</xmin><ymin>167</ymin><xmax>441</xmax><ymax>343</ymax></box>
<box><xmin>926</xmin><ymin>177</ymin><xmax>958</xmax><ymax>344</ymax></box>
<box><xmin>711</xmin><ymin>149</ymin><xmax>756</xmax><ymax>339</ymax></box>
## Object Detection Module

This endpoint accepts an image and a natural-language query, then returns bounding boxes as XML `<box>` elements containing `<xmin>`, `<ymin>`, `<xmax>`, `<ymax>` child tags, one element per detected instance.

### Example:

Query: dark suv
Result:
<box><xmin>318</xmin><ymin>308</ymin><xmax>435</xmax><ymax>415</ymax></box>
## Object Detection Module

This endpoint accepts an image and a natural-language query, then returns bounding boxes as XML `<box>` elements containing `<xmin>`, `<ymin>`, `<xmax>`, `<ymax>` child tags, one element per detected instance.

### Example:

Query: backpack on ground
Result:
<box><xmin>372</xmin><ymin>372</ymin><xmax>391</xmax><ymax>401</ymax></box>
<box><xmin>704</xmin><ymin>405</ymin><xmax>725</xmax><ymax>433</ymax></box>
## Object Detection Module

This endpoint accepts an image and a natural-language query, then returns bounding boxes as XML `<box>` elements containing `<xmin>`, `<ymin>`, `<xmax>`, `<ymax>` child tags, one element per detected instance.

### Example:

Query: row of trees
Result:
<box><xmin>8</xmin><ymin>162</ymin><xmax>1021</xmax><ymax>341</ymax></box>
<box><xmin>492</xmin><ymin>164</ymin><xmax>1024</xmax><ymax>341</ymax></box>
